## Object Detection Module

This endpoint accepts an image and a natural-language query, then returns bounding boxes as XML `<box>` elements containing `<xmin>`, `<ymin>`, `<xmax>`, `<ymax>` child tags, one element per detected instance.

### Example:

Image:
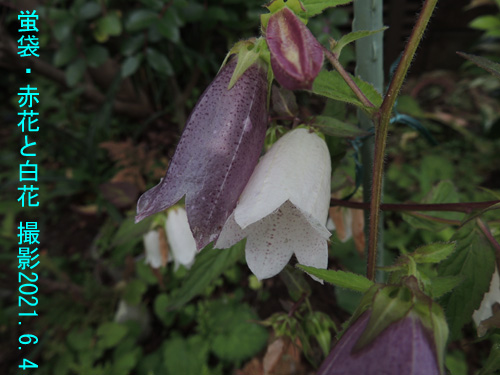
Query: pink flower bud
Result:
<box><xmin>266</xmin><ymin>7</ymin><xmax>323</xmax><ymax>90</ymax></box>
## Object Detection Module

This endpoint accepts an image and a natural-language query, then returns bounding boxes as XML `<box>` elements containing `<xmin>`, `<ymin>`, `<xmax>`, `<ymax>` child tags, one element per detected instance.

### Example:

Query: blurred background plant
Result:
<box><xmin>0</xmin><ymin>0</ymin><xmax>500</xmax><ymax>374</ymax></box>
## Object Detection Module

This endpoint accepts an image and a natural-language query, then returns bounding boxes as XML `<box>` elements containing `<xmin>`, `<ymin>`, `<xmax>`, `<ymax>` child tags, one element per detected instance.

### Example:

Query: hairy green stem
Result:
<box><xmin>323</xmin><ymin>47</ymin><xmax>375</xmax><ymax>109</ymax></box>
<box><xmin>367</xmin><ymin>0</ymin><xmax>439</xmax><ymax>281</ymax></box>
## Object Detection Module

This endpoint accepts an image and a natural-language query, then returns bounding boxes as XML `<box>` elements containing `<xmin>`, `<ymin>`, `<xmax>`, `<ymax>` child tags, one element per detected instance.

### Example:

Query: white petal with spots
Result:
<box><xmin>217</xmin><ymin>128</ymin><xmax>332</xmax><ymax>280</ymax></box>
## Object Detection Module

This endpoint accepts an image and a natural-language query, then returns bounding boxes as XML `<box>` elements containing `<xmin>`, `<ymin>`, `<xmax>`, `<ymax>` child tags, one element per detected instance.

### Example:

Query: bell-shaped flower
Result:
<box><xmin>135</xmin><ymin>57</ymin><xmax>268</xmax><ymax>250</ymax></box>
<box><xmin>216</xmin><ymin>128</ymin><xmax>331</xmax><ymax>280</ymax></box>
<box><xmin>165</xmin><ymin>207</ymin><xmax>197</xmax><ymax>270</ymax></box>
<box><xmin>142</xmin><ymin>207</ymin><xmax>197</xmax><ymax>270</ymax></box>
<box><xmin>265</xmin><ymin>7</ymin><xmax>323</xmax><ymax>90</ymax></box>
<box><xmin>317</xmin><ymin>311</ymin><xmax>440</xmax><ymax>375</ymax></box>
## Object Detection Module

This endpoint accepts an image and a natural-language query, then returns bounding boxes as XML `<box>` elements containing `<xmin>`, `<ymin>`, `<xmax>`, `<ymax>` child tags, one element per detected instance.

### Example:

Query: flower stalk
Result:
<box><xmin>367</xmin><ymin>0</ymin><xmax>439</xmax><ymax>280</ymax></box>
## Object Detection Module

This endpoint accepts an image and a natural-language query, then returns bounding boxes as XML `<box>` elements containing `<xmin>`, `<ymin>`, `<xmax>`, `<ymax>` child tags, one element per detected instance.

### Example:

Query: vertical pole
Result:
<box><xmin>353</xmin><ymin>0</ymin><xmax>384</xmax><ymax>280</ymax></box>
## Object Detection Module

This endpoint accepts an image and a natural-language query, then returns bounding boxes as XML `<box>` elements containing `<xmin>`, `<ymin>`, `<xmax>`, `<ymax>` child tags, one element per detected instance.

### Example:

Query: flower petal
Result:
<box><xmin>214</xmin><ymin>212</ymin><xmax>247</xmax><ymax>249</ymax></box>
<box><xmin>234</xmin><ymin>128</ymin><xmax>331</xmax><ymax>235</ymax></box>
<box><xmin>245</xmin><ymin>201</ymin><xmax>328</xmax><ymax>280</ymax></box>
<box><xmin>165</xmin><ymin>207</ymin><xmax>197</xmax><ymax>270</ymax></box>
<box><xmin>136</xmin><ymin>58</ymin><xmax>268</xmax><ymax>250</ymax></box>
<box><xmin>143</xmin><ymin>230</ymin><xmax>163</xmax><ymax>269</ymax></box>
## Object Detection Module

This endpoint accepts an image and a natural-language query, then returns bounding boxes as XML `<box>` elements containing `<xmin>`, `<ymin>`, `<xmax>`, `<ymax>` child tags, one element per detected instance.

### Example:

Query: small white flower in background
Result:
<box><xmin>143</xmin><ymin>229</ymin><xmax>166</xmax><ymax>269</ymax></box>
<box><xmin>165</xmin><ymin>207</ymin><xmax>197</xmax><ymax>270</ymax></box>
<box><xmin>143</xmin><ymin>207</ymin><xmax>197</xmax><ymax>270</ymax></box>
<box><xmin>328</xmin><ymin>203</ymin><xmax>365</xmax><ymax>256</ymax></box>
<box><xmin>473</xmin><ymin>267</ymin><xmax>500</xmax><ymax>334</ymax></box>
<box><xmin>216</xmin><ymin>128</ymin><xmax>332</xmax><ymax>280</ymax></box>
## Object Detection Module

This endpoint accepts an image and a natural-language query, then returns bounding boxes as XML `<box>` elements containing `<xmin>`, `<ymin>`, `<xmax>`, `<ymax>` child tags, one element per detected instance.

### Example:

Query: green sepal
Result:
<box><xmin>261</xmin><ymin>0</ymin><xmax>307</xmax><ymax>30</ymax></box>
<box><xmin>300</xmin><ymin>0</ymin><xmax>353</xmax><ymax>18</ymax></box>
<box><xmin>413</xmin><ymin>298</ymin><xmax>449</xmax><ymax>375</ymax></box>
<box><xmin>353</xmin><ymin>285</ymin><xmax>414</xmax><ymax>351</ymax></box>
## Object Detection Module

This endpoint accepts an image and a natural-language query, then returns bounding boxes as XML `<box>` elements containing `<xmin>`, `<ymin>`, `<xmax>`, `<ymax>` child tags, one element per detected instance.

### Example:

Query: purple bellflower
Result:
<box><xmin>135</xmin><ymin>58</ymin><xmax>268</xmax><ymax>250</ymax></box>
<box><xmin>318</xmin><ymin>311</ymin><xmax>440</xmax><ymax>375</ymax></box>
<box><xmin>266</xmin><ymin>7</ymin><xmax>323</xmax><ymax>90</ymax></box>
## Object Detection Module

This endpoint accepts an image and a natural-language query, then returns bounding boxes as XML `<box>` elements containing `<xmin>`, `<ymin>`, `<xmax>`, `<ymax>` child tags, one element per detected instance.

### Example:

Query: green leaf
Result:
<box><xmin>54</xmin><ymin>39</ymin><xmax>77</xmax><ymax>67</ymax></box>
<box><xmin>412</xmin><ymin>242</ymin><xmax>456</xmax><ymax>264</ymax></box>
<box><xmin>96</xmin><ymin>322</ymin><xmax>128</xmax><ymax>349</ymax></box>
<box><xmin>428</xmin><ymin>275</ymin><xmax>464</xmax><ymax>298</ymax></box>
<box><xmin>403</xmin><ymin>180</ymin><xmax>463</xmax><ymax>232</ymax></box>
<box><xmin>94</xmin><ymin>12</ymin><xmax>122</xmax><ymax>42</ymax></box>
<box><xmin>301</xmin><ymin>0</ymin><xmax>353</xmax><ymax>17</ymax></box>
<box><xmin>167</xmin><ymin>243</ymin><xmax>244</xmax><ymax>310</ymax></box>
<box><xmin>297</xmin><ymin>265</ymin><xmax>374</xmax><ymax>293</ymax></box>
<box><xmin>123</xmin><ymin>279</ymin><xmax>147</xmax><ymax>306</ymax></box>
<box><xmin>205</xmin><ymin>300</ymin><xmax>268</xmax><ymax>361</ymax></box>
<box><xmin>85</xmin><ymin>45</ymin><xmax>109</xmax><ymax>68</ymax></box>
<box><xmin>65</xmin><ymin>59</ymin><xmax>86</xmax><ymax>87</ymax></box>
<box><xmin>153</xmin><ymin>294</ymin><xmax>176</xmax><ymax>327</ymax></box>
<box><xmin>154</xmin><ymin>12</ymin><xmax>180</xmax><ymax>43</ymax></box>
<box><xmin>79</xmin><ymin>2</ymin><xmax>101</xmax><ymax>20</ymax></box>
<box><xmin>457</xmin><ymin>52</ymin><xmax>500</xmax><ymax>80</ymax></box>
<box><xmin>438</xmin><ymin>222</ymin><xmax>496</xmax><ymax>340</ymax></box>
<box><xmin>126</xmin><ymin>10</ymin><xmax>157</xmax><ymax>32</ymax></box>
<box><xmin>146</xmin><ymin>48</ymin><xmax>173</xmax><ymax>75</ymax></box>
<box><xmin>120</xmin><ymin>34</ymin><xmax>145</xmax><ymax>56</ymax></box>
<box><xmin>164</xmin><ymin>336</ymin><xmax>210</xmax><ymax>375</ymax></box>
<box><xmin>280</xmin><ymin>266</ymin><xmax>312</xmax><ymax>301</ymax></box>
<box><xmin>313</xmin><ymin>115</ymin><xmax>370</xmax><ymax>138</ymax></box>
<box><xmin>121</xmin><ymin>54</ymin><xmax>142</xmax><ymax>77</ymax></box>
<box><xmin>312</xmin><ymin>70</ymin><xmax>382</xmax><ymax>114</ymax></box>
<box><xmin>333</xmin><ymin>27</ymin><xmax>388</xmax><ymax>56</ymax></box>
<box><xmin>469</xmin><ymin>15</ymin><xmax>500</xmax><ymax>31</ymax></box>
<box><xmin>480</xmin><ymin>340</ymin><xmax>500</xmax><ymax>375</ymax></box>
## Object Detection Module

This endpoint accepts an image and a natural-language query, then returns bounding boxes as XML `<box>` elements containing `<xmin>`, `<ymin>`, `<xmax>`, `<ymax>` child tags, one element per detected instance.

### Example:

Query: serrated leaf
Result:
<box><xmin>121</xmin><ymin>54</ymin><xmax>142</xmax><ymax>77</ymax></box>
<box><xmin>297</xmin><ymin>265</ymin><xmax>374</xmax><ymax>293</ymax></box>
<box><xmin>207</xmin><ymin>301</ymin><xmax>268</xmax><ymax>361</ymax></box>
<box><xmin>145</xmin><ymin>48</ymin><xmax>173</xmax><ymax>75</ymax></box>
<box><xmin>457</xmin><ymin>52</ymin><xmax>500</xmax><ymax>80</ymax></box>
<box><xmin>313</xmin><ymin>115</ymin><xmax>370</xmax><ymax>138</ymax></box>
<box><xmin>166</xmin><ymin>243</ymin><xmax>244</xmax><ymax>310</ymax></box>
<box><xmin>312</xmin><ymin>70</ymin><xmax>382</xmax><ymax>115</ymax></box>
<box><xmin>96</xmin><ymin>322</ymin><xmax>128</xmax><ymax>349</ymax></box>
<box><xmin>333</xmin><ymin>27</ymin><xmax>388</xmax><ymax>56</ymax></box>
<box><xmin>428</xmin><ymin>275</ymin><xmax>464</xmax><ymax>298</ymax></box>
<box><xmin>413</xmin><ymin>242</ymin><xmax>456</xmax><ymax>264</ymax></box>
<box><xmin>301</xmin><ymin>0</ymin><xmax>353</xmax><ymax>17</ymax></box>
<box><xmin>164</xmin><ymin>336</ymin><xmax>210</xmax><ymax>375</ymax></box>
<box><xmin>438</xmin><ymin>222</ymin><xmax>496</xmax><ymax>340</ymax></box>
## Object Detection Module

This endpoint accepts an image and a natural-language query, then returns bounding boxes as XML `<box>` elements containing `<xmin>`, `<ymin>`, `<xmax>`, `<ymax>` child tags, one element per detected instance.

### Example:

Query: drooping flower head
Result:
<box><xmin>135</xmin><ymin>57</ymin><xmax>268</xmax><ymax>250</ymax></box>
<box><xmin>216</xmin><ymin>128</ymin><xmax>331</xmax><ymax>280</ymax></box>
<box><xmin>265</xmin><ymin>7</ymin><xmax>324</xmax><ymax>90</ymax></box>
<box><xmin>318</xmin><ymin>279</ymin><xmax>448</xmax><ymax>375</ymax></box>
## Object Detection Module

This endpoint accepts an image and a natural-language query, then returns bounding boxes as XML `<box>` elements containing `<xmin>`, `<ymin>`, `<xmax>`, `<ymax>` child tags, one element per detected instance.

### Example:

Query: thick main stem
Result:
<box><xmin>366</xmin><ymin>0</ymin><xmax>439</xmax><ymax>281</ymax></box>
